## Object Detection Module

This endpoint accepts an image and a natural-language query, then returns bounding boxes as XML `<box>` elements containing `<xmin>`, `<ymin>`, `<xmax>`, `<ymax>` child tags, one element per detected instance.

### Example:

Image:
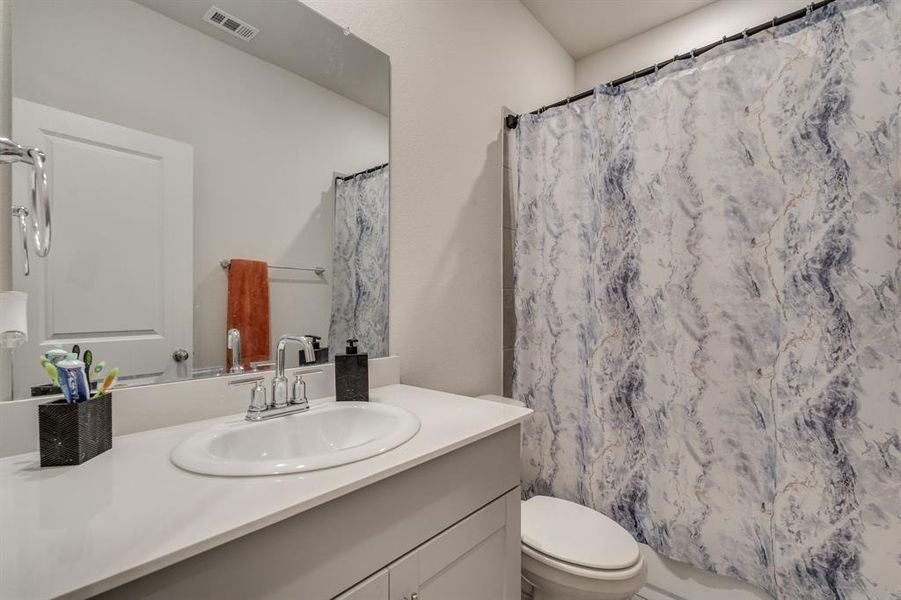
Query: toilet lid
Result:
<box><xmin>521</xmin><ymin>496</ymin><xmax>641</xmax><ymax>571</ymax></box>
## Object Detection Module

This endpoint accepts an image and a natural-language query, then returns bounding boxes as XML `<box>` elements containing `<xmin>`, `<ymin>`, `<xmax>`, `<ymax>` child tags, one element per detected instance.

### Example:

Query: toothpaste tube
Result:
<box><xmin>44</xmin><ymin>348</ymin><xmax>68</xmax><ymax>365</ymax></box>
<box><xmin>56</xmin><ymin>358</ymin><xmax>90</xmax><ymax>403</ymax></box>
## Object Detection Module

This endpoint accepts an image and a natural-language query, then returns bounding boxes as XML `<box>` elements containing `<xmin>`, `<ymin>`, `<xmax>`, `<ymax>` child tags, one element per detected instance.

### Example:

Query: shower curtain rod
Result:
<box><xmin>336</xmin><ymin>162</ymin><xmax>388</xmax><ymax>181</ymax></box>
<box><xmin>505</xmin><ymin>0</ymin><xmax>836</xmax><ymax>129</ymax></box>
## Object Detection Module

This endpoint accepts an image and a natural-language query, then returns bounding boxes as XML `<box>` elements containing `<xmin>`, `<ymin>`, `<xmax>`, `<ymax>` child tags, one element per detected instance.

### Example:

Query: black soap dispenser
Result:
<box><xmin>335</xmin><ymin>339</ymin><xmax>368</xmax><ymax>402</ymax></box>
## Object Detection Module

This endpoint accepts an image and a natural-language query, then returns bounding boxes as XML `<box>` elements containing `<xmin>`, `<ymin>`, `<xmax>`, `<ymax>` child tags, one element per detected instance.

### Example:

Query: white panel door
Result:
<box><xmin>11</xmin><ymin>99</ymin><xmax>193</xmax><ymax>398</ymax></box>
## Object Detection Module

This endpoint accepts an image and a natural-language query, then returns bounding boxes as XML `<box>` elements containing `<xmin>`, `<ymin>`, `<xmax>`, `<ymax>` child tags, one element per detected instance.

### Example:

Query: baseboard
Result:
<box><xmin>637</xmin><ymin>584</ymin><xmax>679</xmax><ymax>600</ymax></box>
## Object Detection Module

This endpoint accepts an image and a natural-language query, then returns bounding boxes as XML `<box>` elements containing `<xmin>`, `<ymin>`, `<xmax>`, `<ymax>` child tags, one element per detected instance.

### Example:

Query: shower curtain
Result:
<box><xmin>328</xmin><ymin>165</ymin><xmax>389</xmax><ymax>358</ymax></box>
<box><xmin>513</xmin><ymin>1</ymin><xmax>899</xmax><ymax>597</ymax></box>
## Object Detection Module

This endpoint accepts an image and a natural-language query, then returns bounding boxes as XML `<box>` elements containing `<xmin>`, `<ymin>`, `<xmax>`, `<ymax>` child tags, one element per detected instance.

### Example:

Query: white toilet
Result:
<box><xmin>478</xmin><ymin>395</ymin><xmax>647</xmax><ymax>600</ymax></box>
<box><xmin>521</xmin><ymin>495</ymin><xmax>646</xmax><ymax>600</ymax></box>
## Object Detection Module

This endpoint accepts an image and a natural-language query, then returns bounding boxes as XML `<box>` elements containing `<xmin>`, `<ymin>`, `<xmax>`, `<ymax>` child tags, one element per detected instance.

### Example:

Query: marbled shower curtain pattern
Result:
<box><xmin>513</xmin><ymin>1</ymin><xmax>900</xmax><ymax>598</ymax></box>
<box><xmin>328</xmin><ymin>165</ymin><xmax>389</xmax><ymax>358</ymax></box>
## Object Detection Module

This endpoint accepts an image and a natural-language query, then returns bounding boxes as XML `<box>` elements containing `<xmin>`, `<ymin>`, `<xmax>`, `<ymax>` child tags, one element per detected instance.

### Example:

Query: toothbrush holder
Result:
<box><xmin>38</xmin><ymin>393</ymin><xmax>112</xmax><ymax>467</ymax></box>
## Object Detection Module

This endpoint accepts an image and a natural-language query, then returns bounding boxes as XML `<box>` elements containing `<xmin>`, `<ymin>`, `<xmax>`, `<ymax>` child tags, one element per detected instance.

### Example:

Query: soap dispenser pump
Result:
<box><xmin>335</xmin><ymin>339</ymin><xmax>368</xmax><ymax>402</ymax></box>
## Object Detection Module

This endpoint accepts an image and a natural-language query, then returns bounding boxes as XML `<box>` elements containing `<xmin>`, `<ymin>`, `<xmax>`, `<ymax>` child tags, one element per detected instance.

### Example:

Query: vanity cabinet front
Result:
<box><xmin>334</xmin><ymin>569</ymin><xmax>389</xmax><ymax>600</ymax></box>
<box><xmin>386</xmin><ymin>492</ymin><xmax>512</xmax><ymax>600</ymax></box>
<box><xmin>335</xmin><ymin>492</ymin><xmax>512</xmax><ymax>600</ymax></box>
<box><xmin>96</xmin><ymin>426</ymin><xmax>523</xmax><ymax>600</ymax></box>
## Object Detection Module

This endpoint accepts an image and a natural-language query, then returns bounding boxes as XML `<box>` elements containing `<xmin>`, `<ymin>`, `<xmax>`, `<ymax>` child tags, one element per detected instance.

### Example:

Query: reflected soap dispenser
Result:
<box><xmin>335</xmin><ymin>339</ymin><xmax>368</xmax><ymax>402</ymax></box>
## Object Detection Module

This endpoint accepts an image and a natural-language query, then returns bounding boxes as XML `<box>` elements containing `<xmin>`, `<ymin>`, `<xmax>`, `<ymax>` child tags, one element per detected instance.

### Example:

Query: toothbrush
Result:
<box><xmin>40</xmin><ymin>357</ymin><xmax>60</xmax><ymax>387</ymax></box>
<box><xmin>83</xmin><ymin>350</ymin><xmax>93</xmax><ymax>386</ymax></box>
<box><xmin>93</xmin><ymin>367</ymin><xmax>118</xmax><ymax>398</ymax></box>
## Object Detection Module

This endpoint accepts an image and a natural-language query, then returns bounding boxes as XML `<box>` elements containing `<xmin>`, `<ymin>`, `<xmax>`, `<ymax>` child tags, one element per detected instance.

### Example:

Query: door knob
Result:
<box><xmin>172</xmin><ymin>349</ymin><xmax>190</xmax><ymax>362</ymax></box>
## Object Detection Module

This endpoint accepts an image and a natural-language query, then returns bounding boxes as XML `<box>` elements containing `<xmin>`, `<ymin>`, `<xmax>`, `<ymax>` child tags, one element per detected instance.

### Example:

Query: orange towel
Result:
<box><xmin>226</xmin><ymin>259</ymin><xmax>270</xmax><ymax>370</ymax></box>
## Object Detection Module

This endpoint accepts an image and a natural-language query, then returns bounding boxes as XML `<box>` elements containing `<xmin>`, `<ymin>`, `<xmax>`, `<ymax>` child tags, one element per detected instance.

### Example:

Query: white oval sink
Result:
<box><xmin>171</xmin><ymin>402</ymin><xmax>420</xmax><ymax>476</ymax></box>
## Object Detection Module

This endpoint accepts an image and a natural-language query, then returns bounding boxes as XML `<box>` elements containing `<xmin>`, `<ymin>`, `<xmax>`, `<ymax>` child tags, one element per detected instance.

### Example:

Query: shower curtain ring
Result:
<box><xmin>772</xmin><ymin>16</ymin><xmax>778</xmax><ymax>27</ymax></box>
<box><xmin>690</xmin><ymin>48</ymin><xmax>696</xmax><ymax>59</ymax></box>
<box><xmin>743</xmin><ymin>28</ymin><xmax>749</xmax><ymax>39</ymax></box>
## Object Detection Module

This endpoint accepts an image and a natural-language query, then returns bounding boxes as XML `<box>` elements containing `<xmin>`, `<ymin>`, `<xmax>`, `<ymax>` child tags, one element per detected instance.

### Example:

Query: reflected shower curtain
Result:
<box><xmin>513</xmin><ymin>1</ymin><xmax>900</xmax><ymax>597</ymax></box>
<box><xmin>328</xmin><ymin>165</ymin><xmax>389</xmax><ymax>358</ymax></box>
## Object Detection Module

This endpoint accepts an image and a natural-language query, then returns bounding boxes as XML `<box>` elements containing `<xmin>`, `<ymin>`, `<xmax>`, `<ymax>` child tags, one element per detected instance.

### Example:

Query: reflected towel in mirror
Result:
<box><xmin>226</xmin><ymin>259</ymin><xmax>270</xmax><ymax>370</ymax></box>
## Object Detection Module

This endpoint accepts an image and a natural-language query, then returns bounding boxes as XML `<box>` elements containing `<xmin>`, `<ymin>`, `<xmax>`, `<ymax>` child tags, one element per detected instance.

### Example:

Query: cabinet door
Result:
<box><xmin>334</xmin><ymin>569</ymin><xmax>389</xmax><ymax>600</ymax></box>
<box><xmin>389</xmin><ymin>496</ymin><xmax>507</xmax><ymax>600</ymax></box>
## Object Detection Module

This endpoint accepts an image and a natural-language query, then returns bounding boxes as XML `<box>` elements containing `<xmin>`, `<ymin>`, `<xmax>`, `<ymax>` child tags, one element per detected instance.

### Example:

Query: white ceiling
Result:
<box><xmin>134</xmin><ymin>0</ymin><xmax>390</xmax><ymax>116</ymax></box>
<box><xmin>521</xmin><ymin>0</ymin><xmax>717</xmax><ymax>60</ymax></box>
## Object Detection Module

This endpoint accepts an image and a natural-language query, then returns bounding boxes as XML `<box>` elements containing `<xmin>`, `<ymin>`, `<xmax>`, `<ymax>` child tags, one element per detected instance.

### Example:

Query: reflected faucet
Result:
<box><xmin>272</xmin><ymin>335</ymin><xmax>316</xmax><ymax>408</ymax></box>
<box><xmin>227</xmin><ymin>328</ymin><xmax>244</xmax><ymax>374</ymax></box>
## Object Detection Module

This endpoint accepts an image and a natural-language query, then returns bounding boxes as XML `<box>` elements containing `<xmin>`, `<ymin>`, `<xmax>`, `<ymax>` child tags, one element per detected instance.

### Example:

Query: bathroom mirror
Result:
<box><xmin>6</xmin><ymin>0</ymin><xmax>390</xmax><ymax>400</ymax></box>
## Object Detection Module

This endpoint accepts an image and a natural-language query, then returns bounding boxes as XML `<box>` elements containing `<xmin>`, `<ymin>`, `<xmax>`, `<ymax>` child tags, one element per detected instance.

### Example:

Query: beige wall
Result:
<box><xmin>1</xmin><ymin>0</ymin><xmax>11</xmax><ymax>401</ymax></box>
<box><xmin>576</xmin><ymin>0</ymin><xmax>810</xmax><ymax>90</ymax></box>
<box><xmin>0</xmin><ymin>0</ymin><xmax>9</xmax><ymax>293</ymax></box>
<box><xmin>306</xmin><ymin>0</ymin><xmax>574</xmax><ymax>396</ymax></box>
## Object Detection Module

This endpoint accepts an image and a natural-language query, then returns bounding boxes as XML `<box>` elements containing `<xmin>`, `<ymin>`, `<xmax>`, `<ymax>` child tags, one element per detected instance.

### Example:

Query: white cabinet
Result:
<box><xmin>335</xmin><ymin>569</ymin><xmax>389</xmax><ymax>600</ymax></box>
<box><xmin>99</xmin><ymin>427</ymin><xmax>523</xmax><ymax>600</ymax></box>
<box><xmin>389</xmin><ymin>494</ymin><xmax>507</xmax><ymax>600</ymax></box>
<box><xmin>333</xmin><ymin>491</ymin><xmax>518</xmax><ymax>600</ymax></box>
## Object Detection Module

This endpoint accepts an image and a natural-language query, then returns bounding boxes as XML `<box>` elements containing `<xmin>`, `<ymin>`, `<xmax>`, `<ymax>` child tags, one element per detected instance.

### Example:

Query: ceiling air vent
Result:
<box><xmin>202</xmin><ymin>6</ymin><xmax>259</xmax><ymax>41</ymax></box>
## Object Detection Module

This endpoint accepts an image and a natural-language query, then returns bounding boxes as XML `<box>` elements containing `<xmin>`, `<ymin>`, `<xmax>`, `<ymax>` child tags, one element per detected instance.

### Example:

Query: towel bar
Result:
<box><xmin>220</xmin><ymin>259</ymin><xmax>325</xmax><ymax>276</ymax></box>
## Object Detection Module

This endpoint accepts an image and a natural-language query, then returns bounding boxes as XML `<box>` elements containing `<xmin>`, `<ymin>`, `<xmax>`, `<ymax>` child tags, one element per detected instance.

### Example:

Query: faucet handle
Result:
<box><xmin>249</xmin><ymin>381</ymin><xmax>267</xmax><ymax>413</ymax></box>
<box><xmin>291</xmin><ymin>374</ymin><xmax>308</xmax><ymax>408</ymax></box>
<box><xmin>230</xmin><ymin>375</ymin><xmax>267</xmax><ymax>419</ymax></box>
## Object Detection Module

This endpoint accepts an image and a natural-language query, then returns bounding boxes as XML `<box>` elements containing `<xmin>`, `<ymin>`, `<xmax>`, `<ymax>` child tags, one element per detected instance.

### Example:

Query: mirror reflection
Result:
<box><xmin>6</xmin><ymin>0</ymin><xmax>390</xmax><ymax>400</ymax></box>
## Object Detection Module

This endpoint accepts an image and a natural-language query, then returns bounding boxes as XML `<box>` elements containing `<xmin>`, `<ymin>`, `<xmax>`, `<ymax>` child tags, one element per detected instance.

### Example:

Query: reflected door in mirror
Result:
<box><xmin>11</xmin><ymin>99</ymin><xmax>193</xmax><ymax>397</ymax></box>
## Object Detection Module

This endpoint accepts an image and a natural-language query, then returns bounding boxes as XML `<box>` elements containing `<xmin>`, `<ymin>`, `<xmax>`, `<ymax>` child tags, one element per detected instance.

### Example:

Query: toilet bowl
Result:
<box><xmin>477</xmin><ymin>396</ymin><xmax>647</xmax><ymax>600</ymax></box>
<box><xmin>521</xmin><ymin>496</ymin><xmax>646</xmax><ymax>600</ymax></box>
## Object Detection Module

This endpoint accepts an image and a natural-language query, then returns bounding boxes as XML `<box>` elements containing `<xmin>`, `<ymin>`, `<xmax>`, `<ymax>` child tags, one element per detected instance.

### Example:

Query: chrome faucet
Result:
<box><xmin>227</xmin><ymin>328</ymin><xmax>244</xmax><ymax>374</ymax></box>
<box><xmin>272</xmin><ymin>335</ymin><xmax>316</xmax><ymax>408</ymax></box>
<box><xmin>238</xmin><ymin>335</ymin><xmax>320</xmax><ymax>421</ymax></box>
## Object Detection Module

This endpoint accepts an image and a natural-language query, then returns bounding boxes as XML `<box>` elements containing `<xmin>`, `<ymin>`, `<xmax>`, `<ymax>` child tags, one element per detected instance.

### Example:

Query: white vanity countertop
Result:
<box><xmin>0</xmin><ymin>384</ymin><xmax>531</xmax><ymax>600</ymax></box>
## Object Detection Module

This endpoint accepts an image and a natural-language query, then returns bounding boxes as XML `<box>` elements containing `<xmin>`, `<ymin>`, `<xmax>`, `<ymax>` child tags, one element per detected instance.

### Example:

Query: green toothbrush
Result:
<box><xmin>40</xmin><ymin>357</ymin><xmax>59</xmax><ymax>386</ymax></box>
<box><xmin>83</xmin><ymin>350</ymin><xmax>93</xmax><ymax>386</ymax></box>
<box><xmin>91</xmin><ymin>361</ymin><xmax>106</xmax><ymax>377</ymax></box>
